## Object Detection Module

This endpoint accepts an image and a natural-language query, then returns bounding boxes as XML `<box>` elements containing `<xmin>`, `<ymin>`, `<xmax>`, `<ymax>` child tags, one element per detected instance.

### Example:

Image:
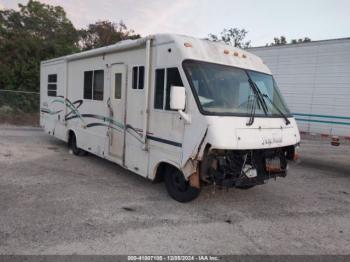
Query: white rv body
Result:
<box><xmin>40</xmin><ymin>34</ymin><xmax>300</xmax><ymax>201</ymax></box>
<box><xmin>249</xmin><ymin>38</ymin><xmax>350</xmax><ymax>139</ymax></box>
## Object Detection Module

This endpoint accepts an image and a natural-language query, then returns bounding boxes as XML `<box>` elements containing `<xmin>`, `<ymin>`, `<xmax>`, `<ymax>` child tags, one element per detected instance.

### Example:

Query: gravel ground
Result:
<box><xmin>0</xmin><ymin>126</ymin><xmax>350</xmax><ymax>255</ymax></box>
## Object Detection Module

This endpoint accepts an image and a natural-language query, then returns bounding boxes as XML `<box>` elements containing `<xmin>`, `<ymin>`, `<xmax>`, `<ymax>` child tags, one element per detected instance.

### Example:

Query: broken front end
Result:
<box><xmin>199</xmin><ymin>145</ymin><xmax>298</xmax><ymax>188</ymax></box>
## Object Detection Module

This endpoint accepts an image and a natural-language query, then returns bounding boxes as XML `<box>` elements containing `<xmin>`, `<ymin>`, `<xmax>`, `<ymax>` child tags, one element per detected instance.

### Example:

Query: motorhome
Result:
<box><xmin>40</xmin><ymin>34</ymin><xmax>300</xmax><ymax>202</ymax></box>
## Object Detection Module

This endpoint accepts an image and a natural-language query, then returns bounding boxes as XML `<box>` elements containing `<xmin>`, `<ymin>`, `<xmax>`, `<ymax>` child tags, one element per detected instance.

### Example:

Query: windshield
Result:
<box><xmin>183</xmin><ymin>60</ymin><xmax>291</xmax><ymax>116</ymax></box>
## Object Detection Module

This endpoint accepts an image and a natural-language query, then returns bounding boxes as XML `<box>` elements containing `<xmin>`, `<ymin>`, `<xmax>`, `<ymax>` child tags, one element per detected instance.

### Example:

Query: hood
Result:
<box><xmin>205</xmin><ymin>116</ymin><xmax>300</xmax><ymax>150</ymax></box>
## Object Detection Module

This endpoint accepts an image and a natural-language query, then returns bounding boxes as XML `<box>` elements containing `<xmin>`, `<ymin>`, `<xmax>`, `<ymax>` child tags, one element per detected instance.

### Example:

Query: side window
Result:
<box><xmin>165</xmin><ymin>68</ymin><xmax>183</xmax><ymax>110</ymax></box>
<box><xmin>84</xmin><ymin>71</ymin><xmax>93</xmax><ymax>99</ymax></box>
<box><xmin>132</xmin><ymin>66</ymin><xmax>145</xmax><ymax>90</ymax></box>
<box><xmin>132</xmin><ymin>67</ymin><xmax>138</xmax><ymax>89</ymax></box>
<box><xmin>114</xmin><ymin>73</ymin><xmax>122</xmax><ymax>99</ymax></box>
<box><xmin>154</xmin><ymin>69</ymin><xmax>165</xmax><ymax>109</ymax></box>
<box><xmin>84</xmin><ymin>70</ymin><xmax>104</xmax><ymax>101</ymax></box>
<box><xmin>47</xmin><ymin>74</ymin><xmax>57</xmax><ymax>97</ymax></box>
<box><xmin>154</xmin><ymin>67</ymin><xmax>183</xmax><ymax>110</ymax></box>
<box><xmin>138</xmin><ymin>66</ymin><xmax>145</xmax><ymax>90</ymax></box>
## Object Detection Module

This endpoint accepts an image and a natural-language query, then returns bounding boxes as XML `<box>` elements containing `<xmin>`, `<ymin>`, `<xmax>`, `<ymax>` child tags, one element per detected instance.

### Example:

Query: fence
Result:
<box><xmin>0</xmin><ymin>89</ymin><xmax>40</xmax><ymax>126</ymax></box>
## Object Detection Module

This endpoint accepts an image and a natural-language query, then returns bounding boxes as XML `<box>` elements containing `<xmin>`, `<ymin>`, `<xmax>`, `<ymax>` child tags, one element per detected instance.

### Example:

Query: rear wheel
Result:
<box><xmin>69</xmin><ymin>133</ymin><xmax>87</xmax><ymax>156</ymax></box>
<box><xmin>164</xmin><ymin>168</ymin><xmax>200</xmax><ymax>203</ymax></box>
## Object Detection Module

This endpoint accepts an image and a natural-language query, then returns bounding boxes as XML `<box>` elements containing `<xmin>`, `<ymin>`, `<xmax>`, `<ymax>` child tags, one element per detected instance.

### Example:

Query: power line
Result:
<box><xmin>0</xmin><ymin>89</ymin><xmax>39</xmax><ymax>95</ymax></box>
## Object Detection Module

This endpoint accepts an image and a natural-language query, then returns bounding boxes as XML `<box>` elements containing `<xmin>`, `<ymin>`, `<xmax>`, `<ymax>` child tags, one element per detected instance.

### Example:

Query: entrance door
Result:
<box><xmin>108</xmin><ymin>64</ymin><xmax>127</xmax><ymax>161</ymax></box>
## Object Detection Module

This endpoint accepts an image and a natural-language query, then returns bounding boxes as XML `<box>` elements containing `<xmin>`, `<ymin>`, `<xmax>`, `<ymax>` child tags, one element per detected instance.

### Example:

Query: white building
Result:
<box><xmin>249</xmin><ymin>38</ymin><xmax>350</xmax><ymax>138</ymax></box>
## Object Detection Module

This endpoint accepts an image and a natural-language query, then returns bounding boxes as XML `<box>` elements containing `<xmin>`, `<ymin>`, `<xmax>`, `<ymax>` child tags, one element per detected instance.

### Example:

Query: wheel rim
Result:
<box><xmin>171</xmin><ymin>171</ymin><xmax>189</xmax><ymax>192</ymax></box>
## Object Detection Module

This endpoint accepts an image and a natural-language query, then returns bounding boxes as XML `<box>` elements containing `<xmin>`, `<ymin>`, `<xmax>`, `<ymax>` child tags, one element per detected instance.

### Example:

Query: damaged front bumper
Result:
<box><xmin>199</xmin><ymin>145</ymin><xmax>297</xmax><ymax>188</ymax></box>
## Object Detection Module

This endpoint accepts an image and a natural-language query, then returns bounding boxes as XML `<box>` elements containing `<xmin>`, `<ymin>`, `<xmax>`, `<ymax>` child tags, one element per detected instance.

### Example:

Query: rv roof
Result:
<box><xmin>41</xmin><ymin>34</ymin><xmax>269</xmax><ymax>74</ymax></box>
<box><xmin>41</xmin><ymin>35</ymin><xmax>152</xmax><ymax>64</ymax></box>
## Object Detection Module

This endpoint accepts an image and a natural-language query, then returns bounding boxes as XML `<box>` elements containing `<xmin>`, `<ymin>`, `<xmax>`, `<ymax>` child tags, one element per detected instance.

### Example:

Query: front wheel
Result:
<box><xmin>164</xmin><ymin>168</ymin><xmax>200</xmax><ymax>203</ymax></box>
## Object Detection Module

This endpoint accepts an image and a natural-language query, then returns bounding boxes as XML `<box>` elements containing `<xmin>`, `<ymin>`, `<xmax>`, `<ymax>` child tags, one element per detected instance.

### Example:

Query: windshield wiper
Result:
<box><xmin>247</xmin><ymin>77</ymin><xmax>290</xmax><ymax>125</ymax></box>
<box><xmin>248</xmin><ymin>78</ymin><xmax>269</xmax><ymax>114</ymax></box>
<box><xmin>245</xmin><ymin>78</ymin><xmax>268</xmax><ymax>126</ymax></box>
<box><xmin>246</xmin><ymin>95</ymin><xmax>257</xmax><ymax>126</ymax></box>
<box><xmin>262</xmin><ymin>94</ymin><xmax>290</xmax><ymax>125</ymax></box>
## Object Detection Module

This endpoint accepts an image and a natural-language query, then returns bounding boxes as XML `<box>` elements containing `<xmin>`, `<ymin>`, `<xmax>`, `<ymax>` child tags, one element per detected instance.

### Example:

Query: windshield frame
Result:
<box><xmin>182</xmin><ymin>59</ymin><xmax>293</xmax><ymax>118</ymax></box>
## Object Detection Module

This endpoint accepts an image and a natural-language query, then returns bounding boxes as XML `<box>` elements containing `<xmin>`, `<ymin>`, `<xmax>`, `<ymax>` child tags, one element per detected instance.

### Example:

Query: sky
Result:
<box><xmin>0</xmin><ymin>0</ymin><xmax>349</xmax><ymax>46</ymax></box>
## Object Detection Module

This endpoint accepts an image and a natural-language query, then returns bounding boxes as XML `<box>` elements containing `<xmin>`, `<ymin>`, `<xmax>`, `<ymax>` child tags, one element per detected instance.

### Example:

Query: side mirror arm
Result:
<box><xmin>178</xmin><ymin>110</ymin><xmax>191</xmax><ymax>124</ymax></box>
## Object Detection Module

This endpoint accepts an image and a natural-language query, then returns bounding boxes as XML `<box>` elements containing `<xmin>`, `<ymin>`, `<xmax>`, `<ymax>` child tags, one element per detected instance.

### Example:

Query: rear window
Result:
<box><xmin>47</xmin><ymin>74</ymin><xmax>57</xmax><ymax>97</ymax></box>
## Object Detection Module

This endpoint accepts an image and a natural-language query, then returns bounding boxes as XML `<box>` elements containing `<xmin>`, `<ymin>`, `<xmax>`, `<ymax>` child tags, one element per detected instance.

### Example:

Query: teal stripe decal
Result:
<box><xmin>52</xmin><ymin>99</ymin><xmax>64</xmax><ymax>105</ymax></box>
<box><xmin>40</xmin><ymin>107</ymin><xmax>62</xmax><ymax>115</ymax></box>
<box><xmin>293</xmin><ymin>113</ymin><xmax>350</xmax><ymax>120</ymax></box>
<box><xmin>295</xmin><ymin>118</ymin><xmax>350</xmax><ymax>126</ymax></box>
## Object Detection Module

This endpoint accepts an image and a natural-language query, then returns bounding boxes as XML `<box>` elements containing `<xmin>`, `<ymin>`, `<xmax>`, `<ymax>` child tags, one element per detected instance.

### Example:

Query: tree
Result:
<box><xmin>208</xmin><ymin>28</ymin><xmax>251</xmax><ymax>48</ymax></box>
<box><xmin>0</xmin><ymin>0</ymin><xmax>79</xmax><ymax>93</ymax></box>
<box><xmin>291</xmin><ymin>37</ymin><xmax>311</xmax><ymax>44</ymax></box>
<box><xmin>267</xmin><ymin>36</ymin><xmax>311</xmax><ymax>46</ymax></box>
<box><xmin>267</xmin><ymin>36</ymin><xmax>288</xmax><ymax>46</ymax></box>
<box><xmin>79</xmin><ymin>20</ymin><xmax>140</xmax><ymax>50</ymax></box>
<box><xmin>0</xmin><ymin>0</ymin><xmax>142</xmax><ymax>116</ymax></box>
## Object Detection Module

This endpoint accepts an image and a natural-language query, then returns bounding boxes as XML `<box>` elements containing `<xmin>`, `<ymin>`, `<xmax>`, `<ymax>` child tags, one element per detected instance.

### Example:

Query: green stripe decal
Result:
<box><xmin>44</xmin><ymin>97</ymin><xmax>125</xmax><ymax>131</ymax></box>
<box><xmin>40</xmin><ymin>108</ymin><xmax>62</xmax><ymax>115</ymax></box>
<box><xmin>52</xmin><ymin>99</ymin><xmax>64</xmax><ymax>104</ymax></box>
<box><xmin>295</xmin><ymin>118</ymin><xmax>350</xmax><ymax>126</ymax></box>
<box><xmin>293</xmin><ymin>112</ymin><xmax>350</xmax><ymax>126</ymax></box>
<box><xmin>293</xmin><ymin>113</ymin><xmax>350</xmax><ymax>120</ymax></box>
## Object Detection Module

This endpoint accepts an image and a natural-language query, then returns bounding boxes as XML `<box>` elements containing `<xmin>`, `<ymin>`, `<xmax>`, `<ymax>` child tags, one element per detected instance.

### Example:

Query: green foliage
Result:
<box><xmin>267</xmin><ymin>36</ymin><xmax>311</xmax><ymax>46</ymax></box>
<box><xmin>0</xmin><ymin>0</ymin><xmax>79</xmax><ymax>92</ymax></box>
<box><xmin>0</xmin><ymin>0</ymin><xmax>79</xmax><ymax>112</ymax></box>
<box><xmin>269</xmin><ymin>36</ymin><xmax>287</xmax><ymax>46</ymax></box>
<box><xmin>79</xmin><ymin>20</ymin><xmax>141</xmax><ymax>50</ymax></box>
<box><xmin>291</xmin><ymin>37</ymin><xmax>311</xmax><ymax>44</ymax></box>
<box><xmin>0</xmin><ymin>1</ymin><xmax>141</xmax><ymax>113</ymax></box>
<box><xmin>208</xmin><ymin>28</ymin><xmax>251</xmax><ymax>48</ymax></box>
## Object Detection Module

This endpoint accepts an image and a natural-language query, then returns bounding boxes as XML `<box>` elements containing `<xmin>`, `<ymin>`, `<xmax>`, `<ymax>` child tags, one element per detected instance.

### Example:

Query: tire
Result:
<box><xmin>164</xmin><ymin>168</ymin><xmax>200</xmax><ymax>203</ymax></box>
<box><xmin>69</xmin><ymin>133</ymin><xmax>87</xmax><ymax>156</ymax></box>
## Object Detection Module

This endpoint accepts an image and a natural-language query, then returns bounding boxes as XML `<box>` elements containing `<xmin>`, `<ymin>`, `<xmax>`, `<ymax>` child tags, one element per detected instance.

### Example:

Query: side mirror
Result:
<box><xmin>170</xmin><ymin>85</ymin><xmax>191</xmax><ymax>124</ymax></box>
<box><xmin>170</xmin><ymin>85</ymin><xmax>186</xmax><ymax>111</ymax></box>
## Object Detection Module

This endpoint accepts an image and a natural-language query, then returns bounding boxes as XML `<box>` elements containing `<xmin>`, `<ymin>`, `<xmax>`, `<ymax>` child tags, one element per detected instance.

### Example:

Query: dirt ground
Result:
<box><xmin>0</xmin><ymin>126</ymin><xmax>350</xmax><ymax>255</ymax></box>
<box><xmin>0</xmin><ymin>113</ymin><xmax>39</xmax><ymax>127</ymax></box>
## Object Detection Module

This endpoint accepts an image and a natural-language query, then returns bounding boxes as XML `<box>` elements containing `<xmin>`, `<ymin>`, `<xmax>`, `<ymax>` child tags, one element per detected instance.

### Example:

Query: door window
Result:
<box><xmin>166</xmin><ymin>68</ymin><xmax>183</xmax><ymax>110</ymax></box>
<box><xmin>154</xmin><ymin>67</ymin><xmax>183</xmax><ymax>110</ymax></box>
<box><xmin>154</xmin><ymin>69</ymin><xmax>165</xmax><ymax>109</ymax></box>
<box><xmin>114</xmin><ymin>73</ymin><xmax>122</xmax><ymax>99</ymax></box>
